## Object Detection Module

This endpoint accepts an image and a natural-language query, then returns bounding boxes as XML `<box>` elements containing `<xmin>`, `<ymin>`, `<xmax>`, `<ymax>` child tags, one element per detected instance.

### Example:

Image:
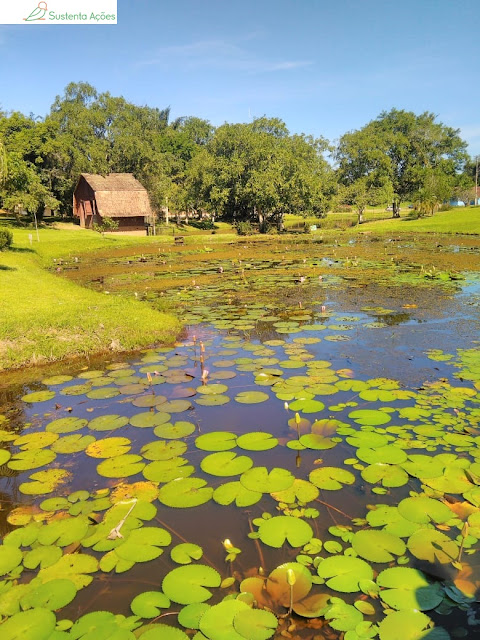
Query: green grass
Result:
<box><xmin>0</xmin><ymin>229</ymin><xmax>181</xmax><ymax>370</ymax></box>
<box><xmin>350</xmin><ymin>206</ymin><xmax>480</xmax><ymax>235</ymax></box>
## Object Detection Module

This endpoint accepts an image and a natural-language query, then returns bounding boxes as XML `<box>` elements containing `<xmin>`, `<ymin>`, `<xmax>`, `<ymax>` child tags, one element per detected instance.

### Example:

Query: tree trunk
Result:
<box><xmin>276</xmin><ymin>212</ymin><xmax>284</xmax><ymax>232</ymax></box>
<box><xmin>357</xmin><ymin>208</ymin><xmax>364</xmax><ymax>224</ymax></box>
<box><xmin>256</xmin><ymin>206</ymin><xmax>266</xmax><ymax>233</ymax></box>
<box><xmin>392</xmin><ymin>201</ymin><xmax>400</xmax><ymax>218</ymax></box>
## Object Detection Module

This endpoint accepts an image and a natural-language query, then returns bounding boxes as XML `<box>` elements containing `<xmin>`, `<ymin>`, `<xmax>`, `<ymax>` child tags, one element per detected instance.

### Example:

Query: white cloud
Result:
<box><xmin>136</xmin><ymin>37</ymin><xmax>313</xmax><ymax>75</ymax></box>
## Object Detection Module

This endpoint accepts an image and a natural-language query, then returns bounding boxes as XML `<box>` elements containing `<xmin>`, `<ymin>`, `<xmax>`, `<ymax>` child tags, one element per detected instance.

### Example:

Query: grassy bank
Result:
<box><xmin>0</xmin><ymin>228</ymin><xmax>182</xmax><ymax>370</ymax></box>
<box><xmin>351</xmin><ymin>206</ymin><xmax>480</xmax><ymax>235</ymax></box>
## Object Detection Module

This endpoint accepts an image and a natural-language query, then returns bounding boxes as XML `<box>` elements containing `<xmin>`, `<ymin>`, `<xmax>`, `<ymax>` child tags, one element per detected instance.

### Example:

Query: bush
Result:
<box><xmin>236</xmin><ymin>221</ymin><xmax>254</xmax><ymax>235</ymax></box>
<box><xmin>438</xmin><ymin>204</ymin><xmax>451</xmax><ymax>212</ymax></box>
<box><xmin>0</xmin><ymin>229</ymin><xmax>13</xmax><ymax>251</ymax></box>
<box><xmin>93</xmin><ymin>217</ymin><xmax>119</xmax><ymax>233</ymax></box>
<box><xmin>333</xmin><ymin>205</ymin><xmax>352</xmax><ymax>213</ymax></box>
<box><xmin>189</xmin><ymin>219</ymin><xmax>218</xmax><ymax>230</ymax></box>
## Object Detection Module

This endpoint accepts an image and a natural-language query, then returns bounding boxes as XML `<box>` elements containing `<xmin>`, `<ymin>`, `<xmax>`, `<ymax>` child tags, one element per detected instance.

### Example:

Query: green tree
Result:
<box><xmin>338</xmin><ymin>176</ymin><xmax>393</xmax><ymax>224</ymax></box>
<box><xmin>413</xmin><ymin>168</ymin><xmax>453</xmax><ymax>216</ymax></box>
<box><xmin>336</xmin><ymin>109</ymin><xmax>467</xmax><ymax>218</ymax></box>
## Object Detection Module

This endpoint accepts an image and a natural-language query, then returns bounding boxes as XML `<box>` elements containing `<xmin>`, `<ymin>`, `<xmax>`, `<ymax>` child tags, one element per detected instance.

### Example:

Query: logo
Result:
<box><xmin>24</xmin><ymin>1</ymin><xmax>47</xmax><ymax>21</ymax></box>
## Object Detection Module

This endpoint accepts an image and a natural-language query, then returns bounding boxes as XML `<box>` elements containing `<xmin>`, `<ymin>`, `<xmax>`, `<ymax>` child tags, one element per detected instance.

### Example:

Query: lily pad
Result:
<box><xmin>96</xmin><ymin>454</ymin><xmax>145</xmax><ymax>478</ymax></box>
<box><xmin>266</xmin><ymin>562</ymin><xmax>312</xmax><ymax>606</ymax></box>
<box><xmin>130</xmin><ymin>591</ymin><xmax>171</xmax><ymax>618</ymax></box>
<box><xmin>20</xmin><ymin>579</ymin><xmax>77</xmax><ymax>611</ymax></box>
<box><xmin>309</xmin><ymin>467</ymin><xmax>355</xmax><ymax>490</ymax></box>
<box><xmin>162</xmin><ymin>564</ymin><xmax>221</xmax><ymax>605</ymax></box>
<box><xmin>236</xmin><ymin>432</ymin><xmax>278</xmax><ymax>451</ymax></box>
<box><xmin>240</xmin><ymin>467</ymin><xmax>294</xmax><ymax>493</ymax></box>
<box><xmin>195</xmin><ymin>432</ymin><xmax>237</xmax><ymax>451</ymax></box>
<box><xmin>407</xmin><ymin>529</ymin><xmax>458</xmax><ymax>564</ymax></box>
<box><xmin>46</xmin><ymin>417</ymin><xmax>87</xmax><ymax>434</ymax></box>
<box><xmin>88</xmin><ymin>415</ymin><xmax>129</xmax><ymax>432</ymax></box>
<box><xmin>234</xmin><ymin>391</ymin><xmax>270</xmax><ymax>404</ymax></box>
<box><xmin>257</xmin><ymin>515</ymin><xmax>313</xmax><ymax>548</ymax></box>
<box><xmin>317</xmin><ymin>555</ymin><xmax>373</xmax><ymax>592</ymax></box>
<box><xmin>200</xmin><ymin>452</ymin><xmax>253</xmax><ymax>477</ymax></box>
<box><xmin>377</xmin><ymin>567</ymin><xmax>444</xmax><ymax>611</ymax></box>
<box><xmin>22</xmin><ymin>391</ymin><xmax>56</xmax><ymax>404</ymax></box>
<box><xmin>348</xmin><ymin>409</ymin><xmax>391</xmax><ymax>426</ymax></box>
<box><xmin>213</xmin><ymin>481</ymin><xmax>262</xmax><ymax>507</ymax></box>
<box><xmin>397</xmin><ymin>497</ymin><xmax>453</xmax><ymax>524</ymax></box>
<box><xmin>233</xmin><ymin>608</ymin><xmax>278</xmax><ymax>640</ymax></box>
<box><xmin>352</xmin><ymin>530</ymin><xmax>406</xmax><ymax>563</ymax></box>
<box><xmin>0</xmin><ymin>608</ymin><xmax>56</xmax><ymax>639</ymax></box>
<box><xmin>158</xmin><ymin>478</ymin><xmax>213</xmax><ymax>508</ymax></box>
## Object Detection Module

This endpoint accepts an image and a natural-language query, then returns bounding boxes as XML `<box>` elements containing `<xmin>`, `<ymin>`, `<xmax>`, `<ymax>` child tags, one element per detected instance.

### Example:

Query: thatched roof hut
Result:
<box><xmin>73</xmin><ymin>173</ymin><xmax>152</xmax><ymax>232</ymax></box>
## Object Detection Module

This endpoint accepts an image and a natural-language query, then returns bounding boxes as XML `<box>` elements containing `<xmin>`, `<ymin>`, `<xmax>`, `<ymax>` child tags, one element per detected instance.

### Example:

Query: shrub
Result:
<box><xmin>236</xmin><ymin>221</ymin><xmax>254</xmax><ymax>235</ymax></box>
<box><xmin>438</xmin><ymin>204</ymin><xmax>451</xmax><ymax>212</ymax></box>
<box><xmin>0</xmin><ymin>229</ymin><xmax>13</xmax><ymax>251</ymax></box>
<box><xmin>93</xmin><ymin>217</ymin><xmax>119</xmax><ymax>233</ymax></box>
<box><xmin>333</xmin><ymin>205</ymin><xmax>352</xmax><ymax>213</ymax></box>
<box><xmin>189</xmin><ymin>219</ymin><xmax>218</xmax><ymax>230</ymax></box>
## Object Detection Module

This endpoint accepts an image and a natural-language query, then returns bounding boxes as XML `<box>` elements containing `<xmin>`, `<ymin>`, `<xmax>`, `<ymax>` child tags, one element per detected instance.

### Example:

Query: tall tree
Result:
<box><xmin>336</xmin><ymin>109</ymin><xmax>468</xmax><ymax>218</ymax></box>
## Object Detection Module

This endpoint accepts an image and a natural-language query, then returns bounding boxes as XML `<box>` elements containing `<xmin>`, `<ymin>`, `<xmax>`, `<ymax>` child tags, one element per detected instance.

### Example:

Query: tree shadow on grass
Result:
<box><xmin>0</xmin><ymin>264</ymin><xmax>16</xmax><ymax>271</ymax></box>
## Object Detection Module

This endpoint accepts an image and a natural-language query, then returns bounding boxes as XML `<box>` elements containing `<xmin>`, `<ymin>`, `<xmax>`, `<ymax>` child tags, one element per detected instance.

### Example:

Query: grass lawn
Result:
<box><xmin>0</xmin><ymin>227</ymin><xmax>182</xmax><ymax>371</ymax></box>
<box><xmin>350</xmin><ymin>206</ymin><xmax>480</xmax><ymax>235</ymax></box>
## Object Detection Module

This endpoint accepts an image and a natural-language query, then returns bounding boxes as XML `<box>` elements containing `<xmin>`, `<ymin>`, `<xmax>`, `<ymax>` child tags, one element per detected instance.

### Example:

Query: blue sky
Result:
<box><xmin>1</xmin><ymin>0</ymin><xmax>480</xmax><ymax>155</ymax></box>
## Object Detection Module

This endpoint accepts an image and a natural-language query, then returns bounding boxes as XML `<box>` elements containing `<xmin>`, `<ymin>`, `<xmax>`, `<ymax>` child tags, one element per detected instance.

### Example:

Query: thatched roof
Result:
<box><xmin>79</xmin><ymin>173</ymin><xmax>152</xmax><ymax>218</ymax></box>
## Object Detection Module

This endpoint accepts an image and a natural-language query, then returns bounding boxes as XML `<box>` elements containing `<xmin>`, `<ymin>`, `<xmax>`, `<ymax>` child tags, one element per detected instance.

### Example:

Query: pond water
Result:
<box><xmin>1</xmin><ymin>235</ymin><xmax>480</xmax><ymax>640</ymax></box>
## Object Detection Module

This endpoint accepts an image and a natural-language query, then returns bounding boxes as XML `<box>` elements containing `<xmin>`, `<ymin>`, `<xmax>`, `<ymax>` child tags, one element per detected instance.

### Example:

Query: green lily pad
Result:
<box><xmin>22</xmin><ymin>391</ymin><xmax>56</xmax><ymax>404</ymax></box>
<box><xmin>199</xmin><ymin>600</ymin><xmax>248</xmax><ymax>640</ymax></box>
<box><xmin>309</xmin><ymin>467</ymin><xmax>355</xmax><ymax>490</ymax></box>
<box><xmin>407</xmin><ymin>529</ymin><xmax>458</xmax><ymax>564</ymax></box>
<box><xmin>42</xmin><ymin>375</ymin><xmax>73</xmax><ymax>385</ymax></box>
<box><xmin>158</xmin><ymin>478</ymin><xmax>213</xmax><ymax>508</ymax></box>
<box><xmin>270</xmin><ymin>479</ymin><xmax>319</xmax><ymax>504</ymax></box>
<box><xmin>195</xmin><ymin>394</ymin><xmax>231</xmax><ymax>406</ymax></box>
<box><xmin>177</xmin><ymin>603</ymin><xmax>211</xmax><ymax>630</ymax></box>
<box><xmin>292</xmin><ymin>593</ymin><xmax>330</xmax><ymax>618</ymax></box>
<box><xmin>236</xmin><ymin>432</ymin><xmax>278</xmax><ymax>451</ymax></box>
<box><xmin>154</xmin><ymin>421</ymin><xmax>196</xmax><ymax>439</ymax></box>
<box><xmin>20</xmin><ymin>578</ymin><xmax>77</xmax><ymax>611</ymax></box>
<box><xmin>162</xmin><ymin>564</ymin><xmax>221</xmax><ymax>605</ymax></box>
<box><xmin>37</xmin><ymin>516</ymin><xmax>90</xmax><ymax>547</ymax></box>
<box><xmin>0</xmin><ymin>608</ymin><xmax>56</xmax><ymax>639</ymax></box>
<box><xmin>233</xmin><ymin>608</ymin><xmax>278</xmax><ymax>640</ymax></box>
<box><xmin>38</xmin><ymin>553</ymin><xmax>98</xmax><ymax>588</ymax></box>
<box><xmin>8</xmin><ymin>449</ymin><xmax>56</xmax><ymax>471</ymax></box>
<box><xmin>88</xmin><ymin>414</ymin><xmax>129</xmax><ymax>432</ymax></box>
<box><xmin>196</xmin><ymin>384</ymin><xmax>229</xmax><ymax>395</ymax></box>
<box><xmin>322</xmin><ymin>598</ymin><xmax>363</xmax><ymax>631</ymax></box>
<box><xmin>289</xmin><ymin>399</ymin><xmax>325</xmax><ymax>413</ymax></box>
<box><xmin>130</xmin><ymin>412</ymin><xmax>171</xmax><ymax>428</ymax></box>
<box><xmin>143</xmin><ymin>458</ymin><xmax>194</xmax><ymax>483</ymax></box>
<box><xmin>96</xmin><ymin>454</ymin><xmax>145</xmax><ymax>478</ymax></box>
<box><xmin>51</xmin><ymin>434</ymin><xmax>95</xmax><ymax>454</ymax></box>
<box><xmin>200</xmin><ymin>452</ymin><xmax>253</xmax><ymax>477</ymax></box>
<box><xmin>317</xmin><ymin>555</ymin><xmax>373</xmax><ymax>592</ymax></box>
<box><xmin>45</xmin><ymin>417</ymin><xmax>88</xmax><ymax>433</ymax></box>
<box><xmin>20</xmin><ymin>469</ymin><xmax>70</xmax><ymax>495</ymax></box>
<box><xmin>361</xmin><ymin>463</ymin><xmax>409</xmax><ymax>487</ymax></box>
<box><xmin>86</xmin><ymin>387</ymin><xmax>120</xmax><ymax>400</ymax></box>
<box><xmin>352</xmin><ymin>530</ymin><xmax>406</xmax><ymax>563</ymax></box>
<box><xmin>234</xmin><ymin>391</ymin><xmax>270</xmax><ymax>404</ymax></box>
<box><xmin>130</xmin><ymin>591</ymin><xmax>171</xmax><ymax>618</ymax></box>
<box><xmin>356</xmin><ymin>445</ymin><xmax>407</xmax><ymax>465</ymax></box>
<box><xmin>377</xmin><ymin>610</ymin><xmax>432</xmax><ymax>640</ymax></box>
<box><xmin>299</xmin><ymin>434</ymin><xmax>337</xmax><ymax>450</ymax></box>
<box><xmin>171</xmin><ymin>543</ymin><xmax>203</xmax><ymax>565</ymax></box>
<box><xmin>213</xmin><ymin>481</ymin><xmax>262</xmax><ymax>507</ymax></box>
<box><xmin>348</xmin><ymin>409</ymin><xmax>391</xmax><ymax>426</ymax></box>
<box><xmin>0</xmin><ymin>546</ymin><xmax>23</xmax><ymax>575</ymax></box>
<box><xmin>377</xmin><ymin>567</ymin><xmax>444</xmax><ymax>611</ymax></box>
<box><xmin>266</xmin><ymin>562</ymin><xmax>312</xmax><ymax>606</ymax></box>
<box><xmin>195</xmin><ymin>432</ymin><xmax>237</xmax><ymax>451</ymax></box>
<box><xmin>116</xmin><ymin>527</ymin><xmax>171</xmax><ymax>562</ymax></box>
<box><xmin>397</xmin><ymin>497</ymin><xmax>453</xmax><ymax>524</ymax></box>
<box><xmin>85</xmin><ymin>437</ymin><xmax>131</xmax><ymax>458</ymax></box>
<box><xmin>23</xmin><ymin>546</ymin><xmax>62</xmax><ymax>570</ymax></box>
<box><xmin>240</xmin><ymin>467</ymin><xmax>294</xmax><ymax>493</ymax></box>
<box><xmin>141</xmin><ymin>440</ymin><xmax>187</xmax><ymax>460</ymax></box>
<box><xmin>257</xmin><ymin>515</ymin><xmax>313</xmax><ymax>548</ymax></box>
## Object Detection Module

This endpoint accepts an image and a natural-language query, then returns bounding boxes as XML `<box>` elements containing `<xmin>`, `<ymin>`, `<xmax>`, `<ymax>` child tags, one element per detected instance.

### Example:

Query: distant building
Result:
<box><xmin>449</xmin><ymin>187</ymin><xmax>480</xmax><ymax>207</ymax></box>
<box><xmin>73</xmin><ymin>173</ymin><xmax>152</xmax><ymax>232</ymax></box>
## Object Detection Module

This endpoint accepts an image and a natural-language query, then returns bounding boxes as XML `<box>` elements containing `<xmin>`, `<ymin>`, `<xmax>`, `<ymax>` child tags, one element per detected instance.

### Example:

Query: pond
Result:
<box><xmin>1</xmin><ymin>234</ymin><xmax>480</xmax><ymax>640</ymax></box>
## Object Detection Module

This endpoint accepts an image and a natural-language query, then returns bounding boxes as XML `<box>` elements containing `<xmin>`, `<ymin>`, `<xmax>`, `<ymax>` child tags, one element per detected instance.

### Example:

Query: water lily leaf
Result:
<box><xmin>270</xmin><ymin>479</ymin><xmax>319</xmax><ymax>504</ymax></box>
<box><xmin>0</xmin><ymin>608</ymin><xmax>56</xmax><ymax>639</ymax></box>
<box><xmin>61</xmin><ymin>384</ymin><xmax>92</xmax><ymax>396</ymax></box>
<box><xmin>20</xmin><ymin>579</ymin><xmax>77</xmax><ymax>611</ymax></box>
<box><xmin>233</xmin><ymin>608</ymin><xmax>278</xmax><ymax>640</ymax></box>
<box><xmin>0</xmin><ymin>449</ymin><xmax>11</xmax><ymax>465</ymax></box>
<box><xmin>401</xmin><ymin>455</ymin><xmax>445</xmax><ymax>479</ymax></box>
<box><xmin>85</xmin><ymin>437</ymin><xmax>131</xmax><ymax>458</ymax></box>
<box><xmin>240</xmin><ymin>467</ymin><xmax>294</xmax><ymax>493</ymax></box>
<box><xmin>178</xmin><ymin>603</ymin><xmax>211</xmax><ymax>630</ymax></box>
<box><xmin>129</xmin><ymin>412</ymin><xmax>171</xmax><ymax>428</ymax></box>
<box><xmin>0</xmin><ymin>546</ymin><xmax>23</xmax><ymax>575</ymax></box>
<box><xmin>162</xmin><ymin>564</ymin><xmax>221</xmax><ymax>604</ymax></box>
<box><xmin>378</xmin><ymin>610</ymin><xmax>431</xmax><ymax>640</ymax></box>
<box><xmin>266</xmin><ymin>562</ymin><xmax>312</xmax><ymax>605</ymax></box>
<box><xmin>236</xmin><ymin>432</ymin><xmax>278</xmax><ymax>451</ymax></box>
<box><xmin>234</xmin><ymin>391</ymin><xmax>269</xmax><ymax>404</ymax></box>
<box><xmin>352</xmin><ymin>530</ymin><xmax>406</xmax><ymax>563</ymax></box>
<box><xmin>361</xmin><ymin>463</ymin><xmax>409</xmax><ymax>487</ymax></box>
<box><xmin>143</xmin><ymin>457</ymin><xmax>194</xmax><ymax>483</ymax></box>
<box><xmin>289</xmin><ymin>399</ymin><xmax>325</xmax><ymax>413</ymax></box>
<box><xmin>376</xmin><ymin>567</ymin><xmax>444</xmax><ymax>611</ymax></box>
<box><xmin>366</xmin><ymin>505</ymin><xmax>422</xmax><ymax>538</ymax></box>
<box><xmin>158</xmin><ymin>478</ymin><xmax>213</xmax><ymax>508</ymax></box>
<box><xmin>37</xmin><ymin>516</ymin><xmax>90</xmax><ymax>547</ymax></box>
<box><xmin>20</xmin><ymin>469</ymin><xmax>70</xmax><ymax>495</ymax></box>
<box><xmin>213</xmin><ymin>481</ymin><xmax>262</xmax><ymax>507</ymax></box>
<box><xmin>51</xmin><ymin>434</ymin><xmax>95</xmax><ymax>454</ymax></box>
<box><xmin>195</xmin><ymin>394</ymin><xmax>230</xmax><ymax>406</ymax></box>
<box><xmin>196</xmin><ymin>384</ymin><xmax>228</xmax><ymax>395</ymax></box>
<box><xmin>38</xmin><ymin>553</ymin><xmax>98</xmax><ymax>589</ymax></box>
<box><xmin>22</xmin><ymin>391</ymin><xmax>56</xmax><ymax>403</ymax></box>
<box><xmin>95</xmin><ymin>454</ymin><xmax>145</xmax><ymax>481</ymax></box>
<box><xmin>88</xmin><ymin>414</ymin><xmax>129</xmax><ymax>432</ymax></box>
<box><xmin>23</xmin><ymin>546</ymin><xmax>62</xmax><ymax>570</ymax></box>
<box><xmin>322</xmin><ymin>598</ymin><xmax>363</xmax><ymax>631</ymax></box>
<box><xmin>397</xmin><ymin>497</ymin><xmax>452</xmax><ymax>524</ymax></box>
<box><xmin>42</xmin><ymin>375</ymin><xmax>73</xmax><ymax>385</ymax></box>
<box><xmin>141</xmin><ymin>624</ymin><xmax>189</xmax><ymax>639</ymax></box>
<box><xmin>86</xmin><ymin>387</ymin><xmax>120</xmax><ymax>400</ymax></box>
<box><xmin>200</xmin><ymin>452</ymin><xmax>253</xmax><ymax>477</ymax></box>
<box><xmin>317</xmin><ymin>556</ymin><xmax>373</xmax><ymax>592</ymax></box>
<box><xmin>423</xmin><ymin>466</ymin><xmax>474</xmax><ymax>494</ymax></box>
<box><xmin>309</xmin><ymin>467</ymin><xmax>355</xmax><ymax>490</ymax></box>
<box><xmin>292</xmin><ymin>593</ymin><xmax>330</xmax><ymax>618</ymax></box>
<box><xmin>299</xmin><ymin>434</ymin><xmax>337</xmax><ymax>450</ymax></box>
<box><xmin>8</xmin><ymin>449</ymin><xmax>56</xmax><ymax>471</ymax></box>
<box><xmin>154</xmin><ymin>421</ymin><xmax>196</xmax><ymax>439</ymax></box>
<box><xmin>130</xmin><ymin>591</ymin><xmax>170</xmax><ymax>618</ymax></box>
<box><xmin>348</xmin><ymin>410</ymin><xmax>391</xmax><ymax>426</ymax></box>
<box><xmin>407</xmin><ymin>529</ymin><xmax>458</xmax><ymax>564</ymax></box>
<box><xmin>110</xmin><ymin>481</ymin><xmax>158</xmax><ymax>503</ymax></box>
<box><xmin>195</xmin><ymin>432</ymin><xmax>237</xmax><ymax>451</ymax></box>
<box><xmin>14</xmin><ymin>432</ymin><xmax>59</xmax><ymax>450</ymax></box>
<box><xmin>346</xmin><ymin>432</ymin><xmax>389</xmax><ymax>448</ymax></box>
<box><xmin>171</xmin><ymin>543</ymin><xmax>203</xmax><ymax>565</ymax></box>
<box><xmin>69</xmin><ymin>611</ymin><xmax>135</xmax><ymax>639</ymax></box>
<box><xmin>257</xmin><ymin>515</ymin><xmax>313</xmax><ymax>548</ymax></box>
<box><xmin>161</xmin><ymin>400</ymin><xmax>192</xmax><ymax>413</ymax></box>
<box><xmin>141</xmin><ymin>440</ymin><xmax>187</xmax><ymax>460</ymax></box>
<box><xmin>356</xmin><ymin>446</ymin><xmax>407</xmax><ymax>465</ymax></box>
<box><xmin>116</xmin><ymin>527</ymin><xmax>171</xmax><ymax>562</ymax></box>
<box><xmin>198</xmin><ymin>600</ymin><xmax>248</xmax><ymax>640</ymax></box>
